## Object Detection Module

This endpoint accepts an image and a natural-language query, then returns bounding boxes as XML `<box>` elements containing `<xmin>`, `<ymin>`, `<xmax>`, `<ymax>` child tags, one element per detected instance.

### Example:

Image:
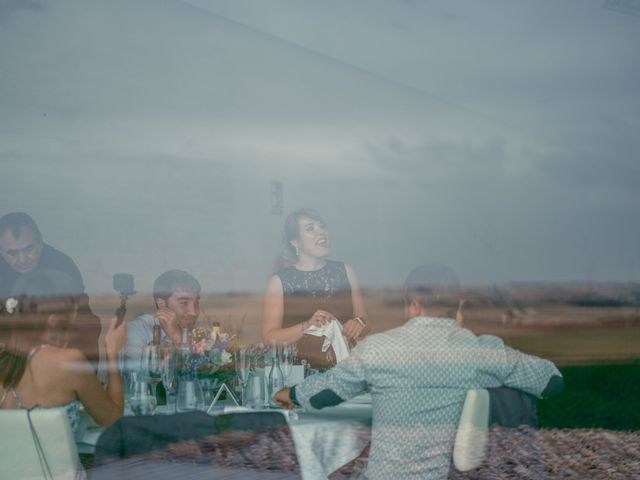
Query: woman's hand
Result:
<box><xmin>342</xmin><ymin>317</ymin><xmax>365</xmax><ymax>341</ymax></box>
<box><xmin>105</xmin><ymin>317</ymin><xmax>127</xmax><ymax>357</ymax></box>
<box><xmin>304</xmin><ymin>310</ymin><xmax>336</xmax><ymax>330</ymax></box>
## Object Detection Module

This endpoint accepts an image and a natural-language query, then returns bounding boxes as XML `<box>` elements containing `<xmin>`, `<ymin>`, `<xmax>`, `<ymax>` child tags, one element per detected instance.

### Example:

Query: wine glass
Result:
<box><xmin>234</xmin><ymin>347</ymin><xmax>250</xmax><ymax>405</ymax></box>
<box><xmin>160</xmin><ymin>345</ymin><xmax>177</xmax><ymax>408</ymax></box>
<box><xmin>129</xmin><ymin>379</ymin><xmax>157</xmax><ymax>415</ymax></box>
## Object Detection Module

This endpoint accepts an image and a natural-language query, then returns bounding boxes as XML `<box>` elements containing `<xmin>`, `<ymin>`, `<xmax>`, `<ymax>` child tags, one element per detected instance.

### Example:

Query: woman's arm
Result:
<box><xmin>342</xmin><ymin>264</ymin><xmax>369</xmax><ymax>340</ymax></box>
<box><xmin>68</xmin><ymin>318</ymin><xmax>125</xmax><ymax>426</ymax></box>
<box><xmin>262</xmin><ymin>275</ymin><xmax>331</xmax><ymax>345</ymax></box>
<box><xmin>262</xmin><ymin>275</ymin><xmax>306</xmax><ymax>345</ymax></box>
<box><xmin>346</xmin><ymin>264</ymin><xmax>367</xmax><ymax>320</ymax></box>
<box><xmin>103</xmin><ymin>317</ymin><xmax>125</xmax><ymax>414</ymax></box>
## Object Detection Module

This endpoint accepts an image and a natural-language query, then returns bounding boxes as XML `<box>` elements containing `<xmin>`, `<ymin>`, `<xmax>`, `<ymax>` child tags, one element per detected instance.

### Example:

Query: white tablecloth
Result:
<box><xmin>291</xmin><ymin>400</ymin><xmax>372</xmax><ymax>479</ymax></box>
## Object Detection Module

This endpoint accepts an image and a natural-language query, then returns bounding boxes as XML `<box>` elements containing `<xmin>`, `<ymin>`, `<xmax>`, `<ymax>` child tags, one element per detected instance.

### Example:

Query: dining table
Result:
<box><xmin>76</xmin><ymin>394</ymin><xmax>373</xmax><ymax>480</ymax></box>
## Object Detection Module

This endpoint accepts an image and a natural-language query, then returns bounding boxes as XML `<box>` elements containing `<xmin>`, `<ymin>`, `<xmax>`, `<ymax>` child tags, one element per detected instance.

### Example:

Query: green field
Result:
<box><xmin>538</xmin><ymin>361</ymin><xmax>640</xmax><ymax>430</ymax></box>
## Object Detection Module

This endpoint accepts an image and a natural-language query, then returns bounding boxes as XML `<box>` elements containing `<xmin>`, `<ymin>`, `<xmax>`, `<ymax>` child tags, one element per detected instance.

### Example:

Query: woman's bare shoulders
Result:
<box><xmin>32</xmin><ymin>345</ymin><xmax>85</xmax><ymax>361</ymax></box>
<box><xmin>17</xmin><ymin>346</ymin><xmax>87</xmax><ymax>406</ymax></box>
<box><xmin>31</xmin><ymin>346</ymin><xmax>90</xmax><ymax>376</ymax></box>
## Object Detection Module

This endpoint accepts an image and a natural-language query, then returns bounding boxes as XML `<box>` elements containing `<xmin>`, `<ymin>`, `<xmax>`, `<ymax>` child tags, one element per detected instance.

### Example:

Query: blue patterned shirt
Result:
<box><xmin>295</xmin><ymin>316</ymin><xmax>561</xmax><ymax>480</ymax></box>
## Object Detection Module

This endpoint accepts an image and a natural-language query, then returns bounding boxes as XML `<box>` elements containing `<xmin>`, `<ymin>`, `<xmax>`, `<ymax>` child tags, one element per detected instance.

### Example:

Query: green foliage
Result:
<box><xmin>538</xmin><ymin>361</ymin><xmax>640</xmax><ymax>430</ymax></box>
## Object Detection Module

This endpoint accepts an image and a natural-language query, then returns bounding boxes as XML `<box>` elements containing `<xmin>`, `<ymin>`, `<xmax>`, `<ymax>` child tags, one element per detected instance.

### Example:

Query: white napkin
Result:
<box><xmin>304</xmin><ymin>319</ymin><xmax>350</xmax><ymax>362</ymax></box>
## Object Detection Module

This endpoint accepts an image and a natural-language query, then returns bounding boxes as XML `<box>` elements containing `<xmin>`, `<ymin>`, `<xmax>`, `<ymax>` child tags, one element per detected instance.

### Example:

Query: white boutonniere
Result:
<box><xmin>4</xmin><ymin>297</ymin><xmax>19</xmax><ymax>315</ymax></box>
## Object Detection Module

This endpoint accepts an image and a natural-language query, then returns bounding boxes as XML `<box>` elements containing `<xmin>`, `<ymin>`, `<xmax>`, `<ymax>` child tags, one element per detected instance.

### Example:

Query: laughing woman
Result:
<box><xmin>262</xmin><ymin>208</ymin><xmax>368</xmax><ymax>369</ymax></box>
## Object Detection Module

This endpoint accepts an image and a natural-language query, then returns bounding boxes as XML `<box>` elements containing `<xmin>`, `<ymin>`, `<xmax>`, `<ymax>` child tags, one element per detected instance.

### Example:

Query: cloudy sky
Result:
<box><xmin>1</xmin><ymin>0</ymin><xmax>639</xmax><ymax>294</ymax></box>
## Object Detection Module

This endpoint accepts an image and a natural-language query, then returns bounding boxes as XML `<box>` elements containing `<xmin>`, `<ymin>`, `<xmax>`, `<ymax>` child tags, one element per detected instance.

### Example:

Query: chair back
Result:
<box><xmin>452</xmin><ymin>388</ymin><xmax>490</xmax><ymax>472</ymax></box>
<box><xmin>0</xmin><ymin>407</ymin><xmax>85</xmax><ymax>480</ymax></box>
<box><xmin>453</xmin><ymin>387</ymin><xmax>540</xmax><ymax>472</ymax></box>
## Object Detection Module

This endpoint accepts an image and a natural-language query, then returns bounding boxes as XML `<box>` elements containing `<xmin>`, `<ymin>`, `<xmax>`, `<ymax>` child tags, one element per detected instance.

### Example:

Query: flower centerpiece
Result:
<box><xmin>190</xmin><ymin>323</ymin><xmax>237</xmax><ymax>400</ymax></box>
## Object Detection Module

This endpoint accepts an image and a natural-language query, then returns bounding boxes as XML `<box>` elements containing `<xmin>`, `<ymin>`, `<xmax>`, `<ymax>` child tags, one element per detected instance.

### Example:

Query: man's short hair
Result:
<box><xmin>0</xmin><ymin>212</ymin><xmax>42</xmax><ymax>242</ymax></box>
<box><xmin>404</xmin><ymin>264</ymin><xmax>461</xmax><ymax>309</ymax></box>
<box><xmin>153</xmin><ymin>270</ymin><xmax>201</xmax><ymax>301</ymax></box>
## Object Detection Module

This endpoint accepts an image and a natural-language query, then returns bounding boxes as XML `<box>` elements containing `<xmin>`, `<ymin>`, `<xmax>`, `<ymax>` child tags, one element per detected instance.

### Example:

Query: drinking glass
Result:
<box><xmin>281</xmin><ymin>345</ymin><xmax>293</xmax><ymax>386</ymax></box>
<box><xmin>121</xmin><ymin>369</ymin><xmax>136</xmax><ymax>407</ymax></box>
<box><xmin>244</xmin><ymin>369</ymin><xmax>266</xmax><ymax>409</ymax></box>
<box><xmin>302</xmin><ymin>359</ymin><xmax>319</xmax><ymax>378</ymax></box>
<box><xmin>234</xmin><ymin>347</ymin><xmax>250</xmax><ymax>405</ymax></box>
<box><xmin>200</xmin><ymin>375</ymin><xmax>220</xmax><ymax>405</ymax></box>
<box><xmin>160</xmin><ymin>346</ymin><xmax>177</xmax><ymax>405</ymax></box>
<box><xmin>176</xmin><ymin>378</ymin><xmax>205</xmax><ymax>412</ymax></box>
<box><xmin>129</xmin><ymin>379</ymin><xmax>157</xmax><ymax>416</ymax></box>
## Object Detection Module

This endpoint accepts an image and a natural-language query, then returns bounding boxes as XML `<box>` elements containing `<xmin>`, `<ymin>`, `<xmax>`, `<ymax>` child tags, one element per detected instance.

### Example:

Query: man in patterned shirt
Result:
<box><xmin>274</xmin><ymin>264</ymin><xmax>563</xmax><ymax>480</ymax></box>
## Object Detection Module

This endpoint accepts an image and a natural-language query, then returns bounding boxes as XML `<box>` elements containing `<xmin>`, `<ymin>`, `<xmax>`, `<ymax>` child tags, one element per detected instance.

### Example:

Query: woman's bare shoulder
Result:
<box><xmin>266</xmin><ymin>274</ymin><xmax>284</xmax><ymax>292</ymax></box>
<box><xmin>343</xmin><ymin>263</ymin><xmax>359</xmax><ymax>279</ymax></box>
<box><xmin>26</xmin><ymin>346</ymin><xmax>89</xmax><ymax>404</ymax></box>
<box><xmin>40</xmin><ymin>345</ymin><xmax>86</xmax><ymax>360</ymax></box>
<box><xmin>34</xmin><ymin>346</ymin><xmax>90</xmax><ymax>374</ymax></box>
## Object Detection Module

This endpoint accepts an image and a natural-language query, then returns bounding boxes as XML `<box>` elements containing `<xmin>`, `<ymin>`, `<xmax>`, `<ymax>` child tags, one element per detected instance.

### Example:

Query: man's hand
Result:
<box><xmin>155</xmin><ymin>307</ymin><xmax>182</xmax><ymax>344</ymax></box>
<box><xmin>272</xmin><ymin>387</ymin><xmax>295</xmax><ymax>409</ymax></box>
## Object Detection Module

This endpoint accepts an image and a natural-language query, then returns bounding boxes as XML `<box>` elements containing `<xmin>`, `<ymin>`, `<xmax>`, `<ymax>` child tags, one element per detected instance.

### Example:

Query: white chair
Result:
<box><xmin>0</xmin><ymin>408</ymin><xmax>85</xmax><ymax>480</ymax></box>
<box><xmin>452</xmin><ymin>388</ymin><xmax>490</xmax><ymax>472</ymax></box>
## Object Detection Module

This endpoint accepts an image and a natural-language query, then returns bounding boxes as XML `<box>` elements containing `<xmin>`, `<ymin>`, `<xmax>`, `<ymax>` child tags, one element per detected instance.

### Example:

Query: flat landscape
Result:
<box><xmin>91</xmin><ymin>282</ymin><xmax>640</xmax><ymax>366</ymax></box>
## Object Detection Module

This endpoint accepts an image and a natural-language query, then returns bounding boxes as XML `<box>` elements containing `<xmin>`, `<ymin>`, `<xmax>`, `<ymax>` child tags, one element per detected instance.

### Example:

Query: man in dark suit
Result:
<box><xmin>0</xmin><ymin>211</ymin><xmax>101</xmax><ymax>362</ymax></box>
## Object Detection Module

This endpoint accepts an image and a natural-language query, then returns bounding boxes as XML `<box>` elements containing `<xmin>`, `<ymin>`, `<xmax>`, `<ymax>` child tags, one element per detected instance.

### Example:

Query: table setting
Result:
<box><xmin>78</xmin><ymin>397</ymin><xmax>372</xmax><ymax>480</ymax></box>
<box><xmin>80</xmin><ymin>325</ymin><xmax>372</xmax><ymax>479</ymax></box>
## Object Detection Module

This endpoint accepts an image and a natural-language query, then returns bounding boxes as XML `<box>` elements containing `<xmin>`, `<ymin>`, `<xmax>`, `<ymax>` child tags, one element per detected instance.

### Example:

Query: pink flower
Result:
<box><xmin>194</xmin><ymin>340</ymin><xmax>207</xmax><ymax>355</ymax></box>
